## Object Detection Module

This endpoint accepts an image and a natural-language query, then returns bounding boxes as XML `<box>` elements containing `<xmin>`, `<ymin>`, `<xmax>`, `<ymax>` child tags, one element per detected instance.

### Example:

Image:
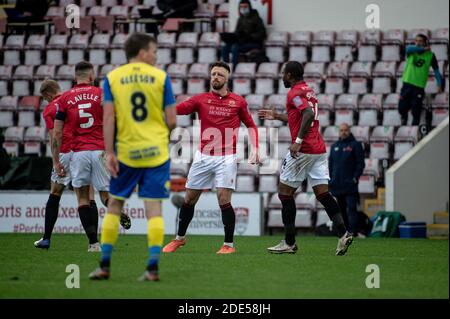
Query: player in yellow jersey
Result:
<box><xmin>89</xmin><ymin>33</ymin><xmax>177</xmax><ymax>282</ymax></box>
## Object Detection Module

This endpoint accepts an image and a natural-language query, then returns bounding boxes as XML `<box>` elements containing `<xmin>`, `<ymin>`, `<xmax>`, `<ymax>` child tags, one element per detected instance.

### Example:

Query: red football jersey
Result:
<box><xmin>286</xmin><ymin>81</ymin><xmax>326</xmax><ymax>154</ymax></box>
<box><xmin>57</xmin><ymin>83</ymin><xmax>104</xmax><ymax>152</ymax></box>
<box><xmin>177</xmin><ymin>91</ymin><xmax>258</xmax><ymax>156</ymax></box>
<box><xmin>42</xmin><ymin>94</ymin><xmax>73</xmax><ymax>153</ymax></box>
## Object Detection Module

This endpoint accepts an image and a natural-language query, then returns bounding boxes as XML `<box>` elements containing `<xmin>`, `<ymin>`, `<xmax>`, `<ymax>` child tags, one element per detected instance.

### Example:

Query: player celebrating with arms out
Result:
<box><xmin>163</xmin><ymin>61</ymin><xmax>260</xmax><ymax>255</ymax></box>
<box><xmin>258</xmin><ymin>61</ymin><xmax>353</xmax><ymax>255</ymax></box>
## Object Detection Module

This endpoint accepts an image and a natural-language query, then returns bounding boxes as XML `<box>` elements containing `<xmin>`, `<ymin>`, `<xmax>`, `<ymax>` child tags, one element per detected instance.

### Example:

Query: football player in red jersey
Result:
<box><xmin>52</xmin><ymin>62</ymin><xmax>130</xmax><ymax>252</ymax></box>
<box><xmin>34</xmin><ymin>79</ymin><xmax>101</xmax><ymax>250</ymax></box>
<box><xmin>163</xmin><ymin>61</ymin><xmax>260</xmax><ymax>254</ymax></box>
<box><xmin>258</xmin><ymin>61</ymin><xmax>353</xmax><ymax>256</ymax></box>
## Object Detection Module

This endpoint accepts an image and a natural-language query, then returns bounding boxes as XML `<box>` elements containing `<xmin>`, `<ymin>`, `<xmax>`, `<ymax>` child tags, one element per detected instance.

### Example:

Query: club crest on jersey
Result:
<box><xmin>228</xmin><ymin>100</ymin><xmax>236</xmax><ymax>106</ymax></box>
<box><xmin>234</xmin><ymin>207</ymin><xmax>249</xmax><ymax>235</ymax></box>
<box><xmin>293</xmin><ymin>96</ymin><xmax>303</xmax><ymax>107</ymax></box>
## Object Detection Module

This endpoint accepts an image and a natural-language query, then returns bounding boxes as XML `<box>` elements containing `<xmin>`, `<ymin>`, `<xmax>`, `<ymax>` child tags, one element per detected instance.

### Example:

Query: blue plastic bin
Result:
<box><xmin>399</xmin><ymin>222</ymin><xmax>427</xmax><ymax>238</ymax></box>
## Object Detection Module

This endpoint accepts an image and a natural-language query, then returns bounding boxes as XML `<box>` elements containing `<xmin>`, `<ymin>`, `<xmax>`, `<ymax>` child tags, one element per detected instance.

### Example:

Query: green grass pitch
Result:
<box><xmin>0</xmin><ymin>234</ymin><xmax>448</xmax><ymax>299</ymax></box>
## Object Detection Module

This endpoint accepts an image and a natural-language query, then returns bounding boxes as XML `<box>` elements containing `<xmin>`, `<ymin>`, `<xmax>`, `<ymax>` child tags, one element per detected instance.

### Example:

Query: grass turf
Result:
<box><xmin>0</xmin><ymin>234</ymin><xmax>448</xmax><ymax>299</ymax></box>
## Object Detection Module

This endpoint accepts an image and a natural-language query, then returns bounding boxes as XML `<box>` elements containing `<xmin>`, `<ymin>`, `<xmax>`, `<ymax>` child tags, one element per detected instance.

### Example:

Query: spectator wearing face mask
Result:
<box><xmin>221</xmin><ymin>0</ymin><xmax>267</xmax><ymax>66</ymax></box>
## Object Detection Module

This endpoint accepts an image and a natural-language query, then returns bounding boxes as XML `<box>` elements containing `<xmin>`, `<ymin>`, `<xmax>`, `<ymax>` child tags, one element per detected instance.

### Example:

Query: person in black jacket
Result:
<box><xmin>329</xmin><ymin>123</ymin><xmax>365</xmax><ymax>236</ymax></box>
<box><xmin>221</xmin><ymin>0</ymin><xmax>266</xmax><ymax>66</ymax></box>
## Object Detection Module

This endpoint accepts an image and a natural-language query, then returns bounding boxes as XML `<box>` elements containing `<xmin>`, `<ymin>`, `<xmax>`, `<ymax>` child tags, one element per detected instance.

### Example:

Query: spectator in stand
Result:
<box><xmin>328</xmin><ymin>123</ymin><xmax>366</xmax><ymax>237</ymax></box>
<box><xmin>398</xmin><ymin>34</ymin><xmax>445</xmax><ymax>126</ymax></box>
<box><xmin>221</xmin><ymin>0</ymin><xmax>266</xmax><ymax>66</ymax></box>
<box><xmin>6</xmin><ymin>0</ymin><xmax>49</xmax><ymax>33</ymax></box>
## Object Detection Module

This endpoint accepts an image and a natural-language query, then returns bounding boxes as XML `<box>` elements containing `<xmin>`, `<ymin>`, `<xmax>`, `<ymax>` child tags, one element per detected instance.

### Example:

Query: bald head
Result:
<box><xmin>339</xmin><ymin>123</ymin><xmax>351</xmax><ymax>140</ymax></box>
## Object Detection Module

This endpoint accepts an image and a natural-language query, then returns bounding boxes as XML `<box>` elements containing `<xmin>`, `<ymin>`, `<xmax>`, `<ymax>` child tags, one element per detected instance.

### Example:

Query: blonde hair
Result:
<box><xmin>40</xmin><ymin>79</ymin><xmax>60</xmax><ymax>96</ymax></box>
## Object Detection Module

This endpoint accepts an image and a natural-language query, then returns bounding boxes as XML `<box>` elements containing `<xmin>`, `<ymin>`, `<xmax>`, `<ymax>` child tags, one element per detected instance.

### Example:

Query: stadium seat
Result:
<box><xmin>89</xmin><ymin>49</ymin><xmax>107</xmax><ymax>65</ymax></box>
<box><xmin>327</xmin><ymin>62</ymin><xmax>349</xmax><ymax>78</ymax></box>
<box><xmin>335</xmin><ymin>94</ymin><xmax>358</xmax><ymax>110</ymax></box>
<box><xmin>324</xmin><ymin>78</ymin><xmax>344</xmax><ymax>95</ymax></box>
<box><xmin>334</xmin><ymin>45</ymin><xmax>354</xmax><ymax>62</ymax></box>
<box><xmin>430</xmin><ymin>44</ymin><xmax>448</xmax><ymax>61</ymax></box>
<box><xmin>245</xmin><ymin>94</ymin><xmax>265</xmax><ymax>111</ymax></box>
<box><xmin>13</xmin><ymin>66</ymin><xmax>34</xmax><ymax>81</ymax></box>
<box><xmin>382</xmin><ymin>109</ymin><xmax>402</xmax><ymax>126</ymax></box>
<box><xmin>176</xmin><ymin>32</ymin><xmax>198</xmax><ymax>64</ymax></box>
<box><xmin>258</xmin><ymin>175</ymin><xmax>278</xmax><ymax>193</ymax></box>
<box><xmin>88</xmin><ymin>6</ymin><xmax>108</xmax><ymax>17</ymax></box>
<box><xmin>431</xmin><ymin>109</ymin><xmax>449</xmax><ymax>126</ymax></box>
<box><xmin>236</xmin><ymin>175</ymin><xmax>256</xmax><ymax>192</ymax></box>
<box><xmin>312</xmin><ymin>30</ymin><xmax>335</xmax><ymax>46</ymax></box>
<box><xmin>187</xmin><ymin>79</ymin><xmax>206</xmax><ymax>95</ymax></box>
<box><xmin>288</xmin><ymin>46</ymin><xmax>308</xmax><ymax>63</ymax></box>
<box><xmin>237</xmin><ymin>162</ymin><xmax>258</xmax><ymax>176</ymax></box>
<box><xmin>394</xmin><ymin>126</ymin><xmax>419</xmax><ymax>159</ymax></box>
<box><xmin>34</xmin><ymin>65</ymin><xmax>56</xmax><ymax>80</ymax></box>
<box><xmin>194</xmin><ymin>2</ymin><xmax>216</xmax><ymax>18</ymax></box>
<box><xmin>255</xmin><ymin>78</ymin><xmax>275</xmax><ymax>95</ymax></box>
<box><xmin>430</xmin><ymin>28</ymin><xmax>449</xmax><ymax>44</ymax></box>
<box><xmin>373</xmin><ymin>61</ymin><xmax>397</xmax><ymax>78</ymax></box>
<box><xmin>383</xmin><ymin>93</ymin><xmax>400</xmax><ymax>109</ymax></box>
<box><xmin>351</xmin><ymin>126</ymin><xmax>370</xmax><ymax>143</ymax></box>
<box><xmin>372</xmin><ymin>77</ymin><xmax>393</xmax><ymax>94</ymax></box>
<box><xmin>369</xmin><ymin>126</ymin><xmax>394</xmax><ymax>159</ymax></box>
<box><xmin>234</xmin><ymin>63</ymin><xmax>257</xmax><ymax>78</ymax></box>
<box><xmin>188</xmin><ymin>63</ymin><xmax>210</xmax><ymax>79</ymax></box>
<box><xmin>232</xmin><ymin>78</ymin><xmax>251</xmax><ymax>96</ymax></box>
<box><xmin>17</xmin><ymin>96</ymin><xmax>40</xmax><ymax>127</ymax></box>
<box><xmin>358</xmin><ymin>175</ymin><xmax>376</xmax><ymax>194</ymax></box>
<box><xmin>24</xmin><ymin>126</ymin><xmax>46</xmax><ymax>156</ymax></box>
<box><xmin>317</xmin><ymin>94</ymin><xmax>335</xmax><ymax>111</ymax></box>
<box><xmin>12</xmin><ymin>80</ymin><xmax>31</xmax><ymax>97</ymax></box>
<box><xmin>358</xmin><ymin>94</ymin><xmax>383</xmax><ymax>126</ymax></box>
<box><xmin>109</xmin><ymin>6</ymin><xmax>129</xmax><ymax>19</ymax></box>
<box><xmin>311</xmin><ymin>46</ymin><xmax>331</xmax><ymax>62</ymax></box>
<box><xmin>349</xmin><ymin>62</ymin><xmax>373</xmax><ymax>78</ymax></box>
<box><xmin>90</xmin><ymin>34</ymin><xmax>111</xmax><ymax>49</ymax></box>
<box><xmin>318</xmin><ymin>110</ymin><xmax>331</xmax><ymax>126</ymax></box>
<box><xmin>198</xmin><ymin>32</ymin><xmax>220</xmax><ymax>63</ymax></box>
<box><xmin>0</xmin><ymin>96</ymin><xmax>18</xmax><ymax>128</ymax></box>
<box><xmin>431</xmin><ymin>93</ymin><xmax>449</xmax><ymax>109</ymax></box>
<box><xmin>382</xmin><ymin>29</ymin><xmax>405</xmax><ymax>45</ymax></box>
<box><xmin>3</xmin><ymin>126</ymin><xmax>25</xmax><ymax>156</ymax></box>
<box><xmin>167</xmin><ymin>63</ymin><xmax>188</xmax><ymax>79</ymax></box>
<box><xmin>81</xmin><ymin>0</ymin><xmax>97</xmax><ymax>6</ymax></box>
<box><xmin>361</xmin><ymin>29</ymin><xmax>381</xmax><ymax>45</ymax></box>
<box><xmin>289</xmin><ymin>31</ymin><xmax>312</xmax><ymax>46</ymax></box>
<box><xmin>334</xmin><ymin>110</ymin><xmax>354</xmax><ymax>126</ymax></box>
<box><xmin>322</xmin><ymin>126</ymin><xmax>340</xmax><ymax>143</ymax></box>
<box><xmin>265</xmin><ymin>31</ymin><xmax>288</xmax><ymax>63</ymax></box>
<box><xmin>110</xmin><ymin>49</ymin><xmax>127</xmax><ymax>65</ymax></box>
<box><xmin>357</xmin><ymin>45</ymin><xmax>377</xmax><ymax>62</ymax></box>
<box><xmin>381</xmin><ymin>45</ymin><xmax>401</xmax><ymax>62</ymax></box>
<box><xmin>304</xmin><ymin>62</ymin><xmax>326</xmax><ymax>78</ymax></box>
<box><xmin>266</xmin><ymin>94</ymin><xmax>286</xmax><ymax>111</ymax></box>
<box><xmin>157</xmin><ymin>48</ymin><xmax>173</xmax><ymax>65</ymax></box>
<box><xmin>364</xmin><ymin>158</ymin><xmax>380</xmax><ymax>178</ymax></box>
<box><xmin>55</xmin><ymin>65</ymin><xmax>75</xmax><ymax>80</ymax></box>
<box><xmin>348</xmin><ymin>78</ymin><xmax>368</xmax><ymax>94</ymax></box>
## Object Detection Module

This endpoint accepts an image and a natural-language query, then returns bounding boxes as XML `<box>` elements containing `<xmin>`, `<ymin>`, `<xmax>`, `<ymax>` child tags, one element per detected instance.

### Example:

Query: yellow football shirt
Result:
<box><xmin>103</xmin><ymin>62</ymin><xmax>175</xmax><ymax>168</ymax></box>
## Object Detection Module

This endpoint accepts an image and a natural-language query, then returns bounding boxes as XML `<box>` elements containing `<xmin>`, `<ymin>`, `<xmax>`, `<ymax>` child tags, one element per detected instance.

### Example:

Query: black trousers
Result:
<box><xmin>398</xmin><ymin>82</ymin><xmax>425</xmax><ymax>126</ymax></box>
<box><xmin>336</xmin><ymin>193</ymin><xmax>359</xmax><ymax>234</ymax></box>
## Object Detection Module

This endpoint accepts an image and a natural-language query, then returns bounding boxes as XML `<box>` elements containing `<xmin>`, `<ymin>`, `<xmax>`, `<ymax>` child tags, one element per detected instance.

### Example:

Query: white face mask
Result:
<box><xmin>240</xmin><ymin>7</ymin><xmax>250</xmax><ymax>16</ymax></box>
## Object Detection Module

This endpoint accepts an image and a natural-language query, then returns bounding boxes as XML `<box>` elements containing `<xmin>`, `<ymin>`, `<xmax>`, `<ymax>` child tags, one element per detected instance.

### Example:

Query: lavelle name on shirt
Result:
<box><xmin>67</xmin><ymin>93</ymin><xmax>100</xmax><ymax>105</ymax></box>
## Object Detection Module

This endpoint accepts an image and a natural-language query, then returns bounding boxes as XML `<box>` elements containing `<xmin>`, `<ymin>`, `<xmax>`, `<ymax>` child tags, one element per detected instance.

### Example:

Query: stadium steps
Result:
<box><xmin>427</xmin><ymin>211</ymin><xmax>449</xmax><ymax>239</ymax></box>
<box><xmin>433</xmin><ymin>211</ymin><xmax>449</xmax><ymax>225</ymax></box>
<box><xmin>363</xmin><ymin>188</ymin><xmax>385</xmax><ymax>217</ymax></box>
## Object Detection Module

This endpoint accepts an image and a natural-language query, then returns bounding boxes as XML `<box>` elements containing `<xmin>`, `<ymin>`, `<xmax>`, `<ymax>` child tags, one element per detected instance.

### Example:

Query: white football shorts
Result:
<box><xmin>51</xmin><ymin>151</ymin><xmax>72</xmax><ymax>186</ymax></box>
<box><xmin>70</xmin><ymin>150</ymin><xmax>110</xmax><ymax>191</ymax></box>
<box><xmin>280</xmin><ymin>151</ymin><xmax>329</xmax><ymax>189</ymax></box>
<box><xmin>186</xmin><ymin>150</ymin><xmax>237</xmax><ymax>190</ymax></box>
